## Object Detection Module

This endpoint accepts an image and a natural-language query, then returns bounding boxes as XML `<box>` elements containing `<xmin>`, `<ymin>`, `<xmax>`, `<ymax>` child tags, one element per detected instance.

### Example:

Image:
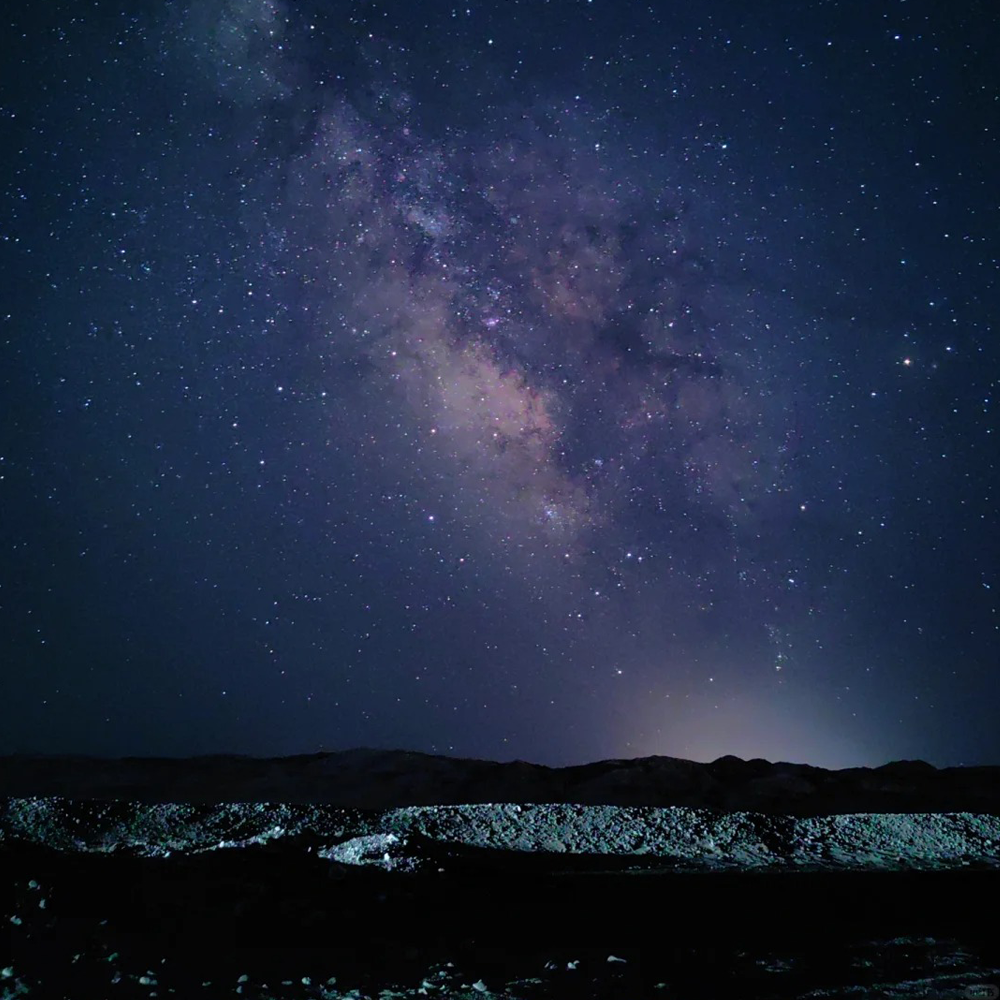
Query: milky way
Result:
<box><xmin>173</xmin><ymin>2</ymin><xmax>832</xmax><ymax>752</ymax></box>
<box><xmin>222</xmin><ymin>58</ymin><xmax>795</xmax><ymax>575</ymax></box>
<box><xmin>4</xmin><ymin>0</ymin><xmax>997</xmax><ymax>769</ymax></box>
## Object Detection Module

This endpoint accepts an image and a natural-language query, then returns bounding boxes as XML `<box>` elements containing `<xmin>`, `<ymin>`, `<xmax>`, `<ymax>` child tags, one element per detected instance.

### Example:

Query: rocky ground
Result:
<box><xmin>3</xmin><ymin>750</ymin><xmax>1000</xmax><ymax>998</ymax></box>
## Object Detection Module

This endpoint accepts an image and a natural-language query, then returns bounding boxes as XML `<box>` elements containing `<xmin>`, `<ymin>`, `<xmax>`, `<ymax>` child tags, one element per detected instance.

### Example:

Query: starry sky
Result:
<box><xmin>2</xmin><ymin>0</ymin><xmax>997</xmax><ymax>769</ymax></box>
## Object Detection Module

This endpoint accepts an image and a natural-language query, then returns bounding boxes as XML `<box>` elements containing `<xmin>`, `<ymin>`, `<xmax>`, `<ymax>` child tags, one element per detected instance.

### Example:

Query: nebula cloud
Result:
<box><xmin>238</xmin><ymin>85</ymin><xmax>791</xmax><ymax>567</ymax></box>
<box><xmin>165</xmin><ymin>0</ymin><xmax>803</xmax><ymax>686</ymax></box>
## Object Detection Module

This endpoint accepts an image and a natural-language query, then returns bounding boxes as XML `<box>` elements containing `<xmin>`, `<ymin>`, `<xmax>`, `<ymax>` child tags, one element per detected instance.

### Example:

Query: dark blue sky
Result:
<box><xmin>2</xmin><ymin>0</ymin><xmax>997</xmax><ymax>768</ymax></box>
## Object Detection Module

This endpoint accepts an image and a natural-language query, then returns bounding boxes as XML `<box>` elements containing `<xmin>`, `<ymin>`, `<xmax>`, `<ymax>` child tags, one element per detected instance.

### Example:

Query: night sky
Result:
<box><xmin>2</xmin><ymin>0</ymin><xmax>997</xmax><ymax>769</ymax></box>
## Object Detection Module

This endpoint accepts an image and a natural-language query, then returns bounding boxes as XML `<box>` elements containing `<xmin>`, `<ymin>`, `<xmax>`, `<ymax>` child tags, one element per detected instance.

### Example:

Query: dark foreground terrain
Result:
<box><xmin>3</xmin><ymin>750</ymin><xmax>1000</xmax><ymax>998</ymax></box>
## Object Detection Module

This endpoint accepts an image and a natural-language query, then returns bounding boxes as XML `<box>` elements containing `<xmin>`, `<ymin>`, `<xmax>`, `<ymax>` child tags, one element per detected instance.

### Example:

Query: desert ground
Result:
<box><xmin>3</xmin><ymin>750</ymin><xmax>999</xmax><ymax>998</ymax></box>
